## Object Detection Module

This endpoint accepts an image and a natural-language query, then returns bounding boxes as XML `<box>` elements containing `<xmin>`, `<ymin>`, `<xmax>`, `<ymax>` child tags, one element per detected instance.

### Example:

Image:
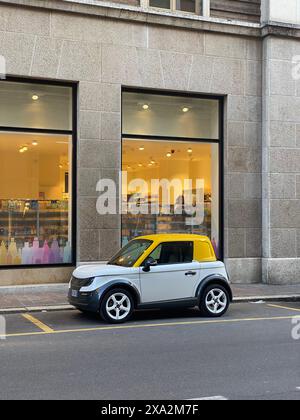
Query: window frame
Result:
<box><xmin>143</xmin><ymin>241</ymin><xmax>195</xmax><ymax>266</ymax></box>
<box><xmin>0</xmin><ymin>76</ymin><xmax>77</xmax><ymax>270</ymax></box>
<box><xmin>147</xmin><ymin>0</ymin><xmax>203</xmax><ymax>16</ymax></box>
<box><xmin>121</xmin><ymin>87</ymin><xmax>225</xmax><ymax>261</ymax></box>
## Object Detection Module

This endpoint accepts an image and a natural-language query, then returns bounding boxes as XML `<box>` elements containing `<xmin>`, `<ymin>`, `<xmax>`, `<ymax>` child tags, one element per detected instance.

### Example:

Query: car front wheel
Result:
<box><xmin>199</xmin><ymin>285</ymin><xmax>230</xmax><ymax>318</ymax></box>
<box><xmin>100</xmin><ymin>288</ymin><xmax>134</xmax><ymax>324</ymax></box>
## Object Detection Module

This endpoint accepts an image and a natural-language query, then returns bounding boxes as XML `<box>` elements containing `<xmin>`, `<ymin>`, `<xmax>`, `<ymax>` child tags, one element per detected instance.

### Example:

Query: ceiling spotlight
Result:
<box><xmin>32</xmin><ymin>95</ymin><xmax>39</xmax><ymax>101</ymax></box>
<box><xmin>138</xmin><ymin>163</ymin><xmax>143</xmax><ymax>167</ymax></box>
<box><xmin>166</xmin><ymin>152</ymin><xmax>172</xmax><ymax>158</ymax></box>
<box><xmin>142</xmin><ymin>104</ymin><xmax>149</xmax><ymax>110</ymax></box>
<box><xmin>187</xmin><ymin>148</ymin><xmax>193</xmax><ymax>153</ymax></box>
<box><xmin>32</xmin><ymin>141</ymin><xmax>38</xmax><ymax>146</ymax></box>
<box><xmin>22</xmin><ymin>146</ymin><xmax>28</xmax><ymax>152</ymax></box>
<box><xmin>150</xmin><ymin>160</ymin><xmax>155</xmax><ymax>164</ymax></box>
<box><xmin>19</xmin><ymin>148</ymin><xmax>25</xmax><ymax>153</ymax></box>
<box><xmin>182</xmin><ymin>107</ymin><xmax>189</xmax><ymax>113</ymax></box>
<box><xmin>139</xmin><ymin>146</ymin><xmax>145</xmax><ymax>151</ymax></box>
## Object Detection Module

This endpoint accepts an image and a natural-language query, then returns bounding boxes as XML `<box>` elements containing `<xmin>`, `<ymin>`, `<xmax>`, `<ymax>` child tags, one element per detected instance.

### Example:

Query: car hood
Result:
<box><xmin>73</xmin><ymin>264</ymin><xmax>134</xmax><ymax>279</ymax></box>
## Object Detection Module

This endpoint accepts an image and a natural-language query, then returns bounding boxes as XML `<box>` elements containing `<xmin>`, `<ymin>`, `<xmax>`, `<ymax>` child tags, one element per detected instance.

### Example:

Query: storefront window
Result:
<box><xmin>0</xmin><ymin>80</ymin><xmax>75</xmax><ymax>267</ymax></box>
<box><xmin>122</xmin><ymin>91</ymin><xmax>222</xmax><ymax>258</ymax></box>
<box><xmin>123</xmin><ymin>92</ymin><xmax>219</xmax><ymax>139</ymax></box>
<box><xmin>0</xmin><ymin>82</ymin><xmax>72</xmax><ymax>131</ymax></box>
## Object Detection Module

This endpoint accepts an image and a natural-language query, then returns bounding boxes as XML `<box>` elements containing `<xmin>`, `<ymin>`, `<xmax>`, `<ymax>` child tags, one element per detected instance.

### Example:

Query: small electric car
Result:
<box><xmin>68</xmin><ymin>234</ymin><xmax>232</xmax><ymax>323</ymax></box>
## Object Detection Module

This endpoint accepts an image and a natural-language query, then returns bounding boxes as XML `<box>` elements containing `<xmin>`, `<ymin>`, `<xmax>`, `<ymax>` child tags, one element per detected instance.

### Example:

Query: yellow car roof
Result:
<box><xmin>132</xmin><ymin>234</ymin><xmax>217</xmax><ymax>264</ymax></box>
<box><xmin>135</xmin><ymin>234</ymin><xmax>211</xmax><ymax>242</ymax></box>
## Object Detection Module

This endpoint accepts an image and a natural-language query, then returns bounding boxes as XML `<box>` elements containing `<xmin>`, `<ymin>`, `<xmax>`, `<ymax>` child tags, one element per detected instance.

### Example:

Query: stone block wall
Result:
<box><xmin>263</xmin><ymin>36</ymin><xmax>300</xmax><ymax>284</ymax></box>
<box><xmin>0</xmin><ymin>3</ymin><xmax>263</xmax><ymax>284</ymax></box>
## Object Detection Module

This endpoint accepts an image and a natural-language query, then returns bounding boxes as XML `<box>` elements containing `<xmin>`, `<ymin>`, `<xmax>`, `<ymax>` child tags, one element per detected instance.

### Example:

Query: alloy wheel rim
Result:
<box><xmin>205</xmin><ymin>289</ymin><xmax>227</xmax><ymax>314</ymax></box>
<box><xmin>106</xmin><ymin>293</ymin><xmax>131</xmax><ymax>320</ymax></box>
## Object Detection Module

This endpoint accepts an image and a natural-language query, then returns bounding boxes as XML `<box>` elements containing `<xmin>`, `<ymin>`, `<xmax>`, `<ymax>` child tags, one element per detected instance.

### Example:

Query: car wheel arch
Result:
<box><xmin>98</xmin><ymin>281</ymin><xmax>140</xmax><ymax>309</ymax></box>
<box><xmin>196</xmin><ymin>275</ymin><xmax>233</xmax><ymax>302</ymax></box>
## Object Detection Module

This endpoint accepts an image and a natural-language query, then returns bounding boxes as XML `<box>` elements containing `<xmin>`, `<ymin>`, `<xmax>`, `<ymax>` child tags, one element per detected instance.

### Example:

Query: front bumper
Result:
<box><xmin>68</xmin><ymin>289</ymin><xmax>100</xmax><ymax>313</ymax></box>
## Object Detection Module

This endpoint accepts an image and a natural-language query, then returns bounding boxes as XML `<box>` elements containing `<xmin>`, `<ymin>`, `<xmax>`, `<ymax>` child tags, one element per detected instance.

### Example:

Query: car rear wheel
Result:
<box><xmin>199</xmin><ymin>284</ymin><xmax>229</xmax><ymax>318</ymax></box>
<box><xmin>100</xmin><ymin>288</ymin><xmax>134</xmax><ymax>324</ymax></box>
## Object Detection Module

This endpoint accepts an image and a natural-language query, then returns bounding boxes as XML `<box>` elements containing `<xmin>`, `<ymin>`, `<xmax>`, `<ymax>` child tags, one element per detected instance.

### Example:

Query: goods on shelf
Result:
<box><xmin>121</xmin><ymin>193</ymin><xmax>212</xmax><ymax>244</ymax></box>
<box><xmin>0</xmin><ymin>199</ymin><xmax>71</xmax><ymax>265</ymax></box>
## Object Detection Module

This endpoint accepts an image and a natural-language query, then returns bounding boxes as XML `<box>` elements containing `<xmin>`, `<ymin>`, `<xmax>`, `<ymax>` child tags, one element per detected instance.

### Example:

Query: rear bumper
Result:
<box><xmin>68</xmin><ymin>289</ymin><xmax>100</xmax><ymax>313</ymax></box>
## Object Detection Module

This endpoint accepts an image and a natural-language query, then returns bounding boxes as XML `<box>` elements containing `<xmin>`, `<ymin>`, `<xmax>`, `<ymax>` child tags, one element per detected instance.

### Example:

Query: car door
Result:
<box><xmin>139</xmin><ymin>241</ymin><xmax>201</xmax><ymax>303</ymax></box>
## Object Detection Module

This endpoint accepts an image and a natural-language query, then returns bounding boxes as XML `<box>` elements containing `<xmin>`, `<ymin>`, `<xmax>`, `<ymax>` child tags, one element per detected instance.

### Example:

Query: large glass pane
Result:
<box><xmin>123</xmin><ymin>92</ymin><xmax>219</xmax><ymax>139</ymax></box>
<box><xmin>149</xmin><ymin>0</ymin><xmax>171</xmax><ymax>9</ymax></box>
<box><xmin>0</xmin><ymin>81</ymin><xmax>72</xmax><ymax>131</ymax></box>
<box><xmin>176</xmin><ymin>0</ymin><xmax>196</xmax><ymax>13</ymax></box>
<box><xmin>122</xmin><ymin>139</ymin><xmax>220</xmax><ymax>257</ymax></box>
<box><xmin>0</xmin><ymin>132</ymin><xmax>73</xmax><ymax>265</ymax></box>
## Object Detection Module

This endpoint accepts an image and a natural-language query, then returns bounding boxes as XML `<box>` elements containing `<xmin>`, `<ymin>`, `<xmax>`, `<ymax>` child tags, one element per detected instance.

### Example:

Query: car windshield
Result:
<box><xmin>108</xmin><ymin>239</ymin><xmax>153</xmax><ymax>267</ymax></box>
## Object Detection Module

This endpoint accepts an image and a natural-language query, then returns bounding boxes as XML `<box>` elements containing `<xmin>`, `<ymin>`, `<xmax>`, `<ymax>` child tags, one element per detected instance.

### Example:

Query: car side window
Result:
<box><xmin>149</xmin><ymin>244</ymin><xmax>162</xmax><ymax>263</ymax></box>
<box><xmin>148</xmin><ymin>242</ymin><xmax>193</xmax><ymax>265</ymax></box>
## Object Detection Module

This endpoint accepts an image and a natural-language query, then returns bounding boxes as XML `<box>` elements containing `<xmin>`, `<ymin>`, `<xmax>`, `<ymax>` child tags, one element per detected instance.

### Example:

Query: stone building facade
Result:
<box><xmin>0</xmin><ymin>0</ymin><xmax>299</xmax><ymax>286</ymax></box>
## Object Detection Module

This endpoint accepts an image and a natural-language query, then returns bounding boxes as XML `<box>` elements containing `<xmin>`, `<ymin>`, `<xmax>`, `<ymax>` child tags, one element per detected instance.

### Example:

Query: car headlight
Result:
<box><xmin>71</xmin><ymin>276</ymin><xmax>95</xmax><ymax>288</ymax></box>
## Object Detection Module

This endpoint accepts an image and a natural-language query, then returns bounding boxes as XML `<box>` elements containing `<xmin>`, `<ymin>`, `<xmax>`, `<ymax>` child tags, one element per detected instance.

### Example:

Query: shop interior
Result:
<box><xmin>122</xmin><ymin>91</ymin><xmax>221</xmax><ymax>256</ymax></box>
<box><xmin>122</xmin><ymin>139</ymin><xmax>219</xmax><ymax>255</ymax></box>
<box><xmin>0</xmin><ymin>132</ymin><xmax>72</xmax><ymax>265</ymax></box>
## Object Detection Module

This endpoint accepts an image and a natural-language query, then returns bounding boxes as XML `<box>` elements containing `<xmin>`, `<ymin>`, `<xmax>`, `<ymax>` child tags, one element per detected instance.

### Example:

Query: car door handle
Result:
<box><xmin>185</xmin><ymin>271</ymin><xmax>197</xmax><ymax>276</ymax></box>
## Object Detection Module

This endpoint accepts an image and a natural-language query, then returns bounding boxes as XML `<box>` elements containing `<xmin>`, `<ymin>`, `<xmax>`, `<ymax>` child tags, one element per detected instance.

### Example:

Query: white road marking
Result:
<box><xmin>188</xmin><ymin>396</ymin><xmax>228</xmax><ymax>401</ymax></box>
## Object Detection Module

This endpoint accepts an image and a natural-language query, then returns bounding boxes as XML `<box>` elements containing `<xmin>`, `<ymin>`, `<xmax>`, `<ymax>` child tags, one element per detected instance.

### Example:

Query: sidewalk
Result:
<box><xmin>0</xmin><ymin>284</ymin><xmax>70</xmax><ymax>314</ymax></box>
<box><xmin>0</xmin><ymin>283</ymin><xmax>299</xmax><ymax>314</ymax></box>
<box><xmin>232</xmin><ymin>284</ymin><xmax>300</xmax><ymax>302</ymax></box>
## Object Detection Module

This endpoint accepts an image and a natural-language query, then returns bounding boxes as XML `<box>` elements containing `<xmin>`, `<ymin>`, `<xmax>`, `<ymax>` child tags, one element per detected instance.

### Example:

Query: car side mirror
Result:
<box><xmin>142</xmin><ymin>257</ymin><xmax>158</xmax><ymax>272</ymax></box>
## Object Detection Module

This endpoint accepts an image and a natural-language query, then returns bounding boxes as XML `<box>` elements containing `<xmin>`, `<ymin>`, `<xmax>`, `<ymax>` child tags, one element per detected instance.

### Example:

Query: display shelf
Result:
<box><xmin>0</xmin><ymin>199</ymin><xmax>70</xmax><ymax>247</ymax></box>
<box><xmin>122</xmin><ymin>196</ymin><xmax>212</xmax><ymax>242</ymax></box>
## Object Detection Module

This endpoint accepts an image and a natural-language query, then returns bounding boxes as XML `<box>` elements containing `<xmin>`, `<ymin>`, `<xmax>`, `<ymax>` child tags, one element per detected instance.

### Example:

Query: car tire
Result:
<box><xmin>100</xmin><ymin>288</ymin><xmax>134</xmax><ymax>324</ymax></box>
<box><xmin>199</xmin><ymin>284</ymin><xmax>230</xmax><ymax>318</ymax></box>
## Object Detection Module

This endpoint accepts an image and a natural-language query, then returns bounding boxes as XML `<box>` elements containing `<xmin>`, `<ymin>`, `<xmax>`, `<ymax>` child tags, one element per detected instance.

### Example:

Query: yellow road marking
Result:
<box><xmin>268</xmin><ymin>303</ymin><xmax>300</xmax><ymax>313</ymax></box>
<box><xmin>6</xmin><ymin>314</ymin><xmax>296</xmax><ymax>339</ymax></box>
<box><xmin>22</xmin><ymin>313</ymin><xmax>54</xmax><ymax>333</ymax></box>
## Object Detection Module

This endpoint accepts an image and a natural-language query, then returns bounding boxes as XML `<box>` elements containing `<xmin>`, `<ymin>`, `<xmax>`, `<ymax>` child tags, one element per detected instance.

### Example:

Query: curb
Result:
<box><xmin>0</xmin><ymin>305</ymin><xmax>74</xmax><ymax>315</ymax></box>
<box><xmin>233</xmin><ymin>295</ymin><xmax>300</xmax><ymax>303</ymax></box>
<box><xmin>0</xmin><ymin>295</ymin><xmax>299</xmax><ymax>315</ymax></box>
<box><xmin>0</xmin><ymin>284</ymin><xmax>68</xmax><ymax>294</ymax></box>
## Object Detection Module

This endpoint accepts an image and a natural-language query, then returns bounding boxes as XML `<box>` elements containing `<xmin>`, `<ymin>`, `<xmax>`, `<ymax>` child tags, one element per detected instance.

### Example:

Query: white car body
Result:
<box><xmin>68</xmin><ymin>234</ymin><xmax>232</xmax><ymax>321</ymax></box>
<box><xmin>69</xmin><ymin>260</ymin><xmax>229</xmax><ymax>307</ymax></box>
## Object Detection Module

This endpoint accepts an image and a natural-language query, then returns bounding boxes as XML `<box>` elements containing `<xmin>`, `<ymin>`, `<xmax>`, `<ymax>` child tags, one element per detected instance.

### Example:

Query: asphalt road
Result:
<box><xmin>0</xmin><ymin>302</ymin><xmax>300</xmax><ymax>400</ymax></box>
